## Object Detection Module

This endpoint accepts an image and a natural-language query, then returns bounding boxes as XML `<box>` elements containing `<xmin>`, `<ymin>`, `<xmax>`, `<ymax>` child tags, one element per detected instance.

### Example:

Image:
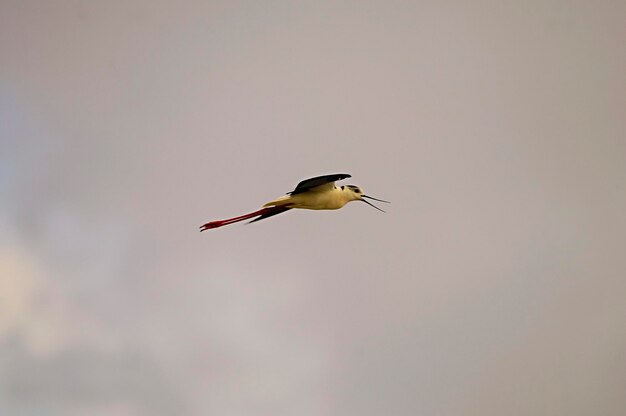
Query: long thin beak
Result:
<box><xmin>363</xmin><ymin>195</ymin><xmax>390</xmax><ymax>203</ymax></box>
<box><xmin>361</xmin><ymin>195</ymin><xmax>390</xmax><ymax>212</ymax></box>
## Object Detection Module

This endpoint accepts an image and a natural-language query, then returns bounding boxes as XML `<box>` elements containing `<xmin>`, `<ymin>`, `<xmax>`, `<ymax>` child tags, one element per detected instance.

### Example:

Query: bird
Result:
<box><xmin>199</xmin><ymin>173</ymin><xmax>389</xmax><ymax>231</ymax></box>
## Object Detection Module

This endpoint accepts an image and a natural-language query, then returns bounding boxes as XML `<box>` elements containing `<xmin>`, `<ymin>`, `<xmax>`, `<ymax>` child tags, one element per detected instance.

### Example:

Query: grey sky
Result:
<box><xmin>1</xmin><ymin>1</ymin><xmax>625</xmax><ymax>415</ymax></box>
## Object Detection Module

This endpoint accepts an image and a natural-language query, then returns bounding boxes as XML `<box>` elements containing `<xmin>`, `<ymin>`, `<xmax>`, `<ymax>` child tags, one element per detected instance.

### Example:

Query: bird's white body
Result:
<box><xmin>264</xmin><ymin>184</ymin><xmax>357</xmax><ymax>210</ymax></box>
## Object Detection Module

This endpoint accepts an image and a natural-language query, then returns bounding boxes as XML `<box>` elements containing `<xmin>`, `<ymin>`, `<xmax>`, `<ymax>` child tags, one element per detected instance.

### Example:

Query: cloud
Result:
<box><xmin>0</xmin><ymin>337</ymin><xmax>185</xmax><ymax>416</ymax></box>
<box><xmin>0</xmin><ymin>228</ymin><xmax>71</xmax><ymax>356</ymax></box>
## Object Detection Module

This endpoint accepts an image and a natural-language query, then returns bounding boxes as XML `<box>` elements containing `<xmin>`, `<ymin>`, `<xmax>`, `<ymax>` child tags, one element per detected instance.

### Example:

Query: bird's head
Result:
<box><xmin>342</xmin><ymin>185</ymin><xmax>390</xmax><ymax>212</ymax></box>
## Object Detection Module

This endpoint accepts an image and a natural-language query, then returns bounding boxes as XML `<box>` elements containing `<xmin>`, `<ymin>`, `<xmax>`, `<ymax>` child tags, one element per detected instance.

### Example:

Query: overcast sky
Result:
<box><xmin>1</xmin><ymin>1</ymin><xmax>625</xmax><ymax>415</ymax></box>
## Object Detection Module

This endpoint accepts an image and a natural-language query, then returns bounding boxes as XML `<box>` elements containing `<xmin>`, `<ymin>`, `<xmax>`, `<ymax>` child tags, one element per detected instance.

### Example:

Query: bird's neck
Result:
<box><xmin>337</xmin><ymin>187</ymin><xmax>357</xmax><ymax>203</ymax></box>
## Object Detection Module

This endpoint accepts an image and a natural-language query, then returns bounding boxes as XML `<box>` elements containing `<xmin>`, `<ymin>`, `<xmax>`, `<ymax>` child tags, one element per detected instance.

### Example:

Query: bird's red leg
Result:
<box><xmin>199</xmin><ymin>206</ymin><xmax>285</xmax><ymax>231</ymax></box>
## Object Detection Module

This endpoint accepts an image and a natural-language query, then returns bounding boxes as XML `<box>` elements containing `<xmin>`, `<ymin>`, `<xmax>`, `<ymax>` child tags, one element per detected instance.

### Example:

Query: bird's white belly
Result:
<box><xmin>290</xmin><ymin>191</ymin><xmax>345</xmax><ymax>210</ymax></box>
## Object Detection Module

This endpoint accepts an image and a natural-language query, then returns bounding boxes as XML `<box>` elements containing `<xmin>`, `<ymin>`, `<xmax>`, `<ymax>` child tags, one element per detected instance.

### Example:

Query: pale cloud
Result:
<box><xmin>0</xmin><ymin>238</ymin><xmax>69</xmax><ymax>356</ymax></box>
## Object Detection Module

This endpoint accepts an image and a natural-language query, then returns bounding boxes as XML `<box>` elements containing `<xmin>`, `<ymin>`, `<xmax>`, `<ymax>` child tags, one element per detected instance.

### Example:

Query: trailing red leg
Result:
<box><xmin>199</xmin><ymin>206</ymin><xmax>290</xmax><ymax>231</ymax></box>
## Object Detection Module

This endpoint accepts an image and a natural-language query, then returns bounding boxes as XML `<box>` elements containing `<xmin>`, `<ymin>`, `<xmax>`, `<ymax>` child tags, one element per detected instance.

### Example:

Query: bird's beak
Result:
<box><xmin>361</xmin><ymin>195</ymin><xmax>390</xmax><ymax>212</ymax></box>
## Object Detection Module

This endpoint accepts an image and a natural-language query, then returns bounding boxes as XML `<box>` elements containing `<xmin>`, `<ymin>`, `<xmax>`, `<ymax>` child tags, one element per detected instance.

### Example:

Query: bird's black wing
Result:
<box><xmin>288</xmin><ymin>173</ymin><xmax>351</xmax><ymax>195</ymax></box>
<box><xmin>247</xmin><ymin>206</ymin><xmax>292</xmax><ymax>224</ymax></box>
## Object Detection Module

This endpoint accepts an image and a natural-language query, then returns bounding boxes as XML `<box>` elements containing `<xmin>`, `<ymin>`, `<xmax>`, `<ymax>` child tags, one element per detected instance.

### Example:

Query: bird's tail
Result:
<box><xmin>199</xmin><ymin>206</ymin><xmax>290</xmax><ymax>231</ymax></box>
<box><xmin>262</xmin><ymin>195</ymin><xmax>292</xmax><ymax>207</ymax></box>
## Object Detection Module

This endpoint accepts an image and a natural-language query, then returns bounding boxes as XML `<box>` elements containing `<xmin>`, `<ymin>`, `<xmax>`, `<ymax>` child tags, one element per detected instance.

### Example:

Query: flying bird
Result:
<box><xmin>199</xmin><ymin>173</ymin><xmax>389</xmax><ymax>231</ymax></box>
